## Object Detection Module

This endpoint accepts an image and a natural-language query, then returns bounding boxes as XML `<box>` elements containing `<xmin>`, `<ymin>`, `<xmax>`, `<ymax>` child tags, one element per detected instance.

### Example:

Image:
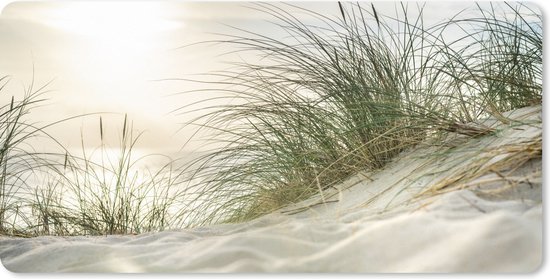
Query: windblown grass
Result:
<box><xmin>1</xmin><ymin>78</ymin><xmax>188</xmax><ymax>236</ymax></box>
<box><xmin>178</xmin><ymin>2</ymin><xmax>542</xmax><ymax>226</ymax></box>
<box><xmin>0</xmin><ymin>75</ymin><xmax>55</xmax><ymax>235</ymax></box>
<box><xmin>432</xmin><ymin>2</ymin><xmax>542</xmax><ymax>119</ymax></box>
<box><xmin>27</xmin><ymin>116</ymin><xmax>188</xmax><ymax>236</ymax></box>
<box><xmin>0</xmin><ymin>2</ymin><xmax>543</xmax><ymax>235</ymax></box>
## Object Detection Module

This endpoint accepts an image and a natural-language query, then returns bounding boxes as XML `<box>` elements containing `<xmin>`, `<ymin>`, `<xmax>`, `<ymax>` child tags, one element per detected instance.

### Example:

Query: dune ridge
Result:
<box><xmin>0</xmin><ymin>106</ymin><xmax>542</xmax><ymax>273</ymax></box>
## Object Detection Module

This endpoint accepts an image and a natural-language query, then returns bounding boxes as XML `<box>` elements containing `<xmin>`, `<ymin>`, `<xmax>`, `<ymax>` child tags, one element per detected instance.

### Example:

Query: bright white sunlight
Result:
<box><xmin>45</xmin><ymin>2</ymin><xmax>181</xmax><ymax>37</ymax></box>
<box><xmin>54</xmin><ymin>1</ymin><xmax>181</xmax><ymax>125</ymax></box>
<box><xmin>0</xmin><ymin>0</ymin><xmax>543</xmax><ymax>274</ymax></box>
<box><xmin>44</xmin><ymin>1</ymin><xmax>182</xmax><ymax>88</ymax></box>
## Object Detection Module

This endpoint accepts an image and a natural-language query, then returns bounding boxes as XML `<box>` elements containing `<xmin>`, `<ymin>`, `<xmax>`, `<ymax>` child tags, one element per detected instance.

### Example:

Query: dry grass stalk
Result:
<box><xmin>419</xmin><ymin>136</ymin><xmax>541</xmax><ymax>197</ymax></box>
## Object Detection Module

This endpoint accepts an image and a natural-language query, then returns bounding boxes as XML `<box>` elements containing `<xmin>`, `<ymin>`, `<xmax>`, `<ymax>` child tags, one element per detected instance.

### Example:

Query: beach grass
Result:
<box><xmin>0</xmin><ymin>2</ymin><xmax>543</xmax><ymax>235</ymax></box>
<box><xmin>27</xmin><ymin>116</ymin><xmax>189</xmax><ymax>236</ymax></box>
<box><xmin>178</xmin><ymin>2</ymin><xmax>542</xmax><ymax>226</ymax></box>
<box><xmin>0</xmin><ymin>75</ymin><xmax>56</xmax><ymax>235</ymax></box>
<box><xmin>1</xmin><ymin>79</ymin><xmax>187</xmax><ymax>236</ymax></box>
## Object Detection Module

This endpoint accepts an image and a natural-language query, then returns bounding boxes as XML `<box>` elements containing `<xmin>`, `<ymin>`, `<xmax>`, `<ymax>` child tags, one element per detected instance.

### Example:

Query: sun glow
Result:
<box><xmin>34</xmin><ymin>1</ymin><xmax>185</xmax><ymax>116</ymax></box>
<box><xmin>45</xmin><ymin>2</ymin><xmax>182</xmax><ymax>39</ymax></box>
<box><xmin>43</xmin><ymin>1</ymin><xmax>182</xmax><ymax>64</ymax></box>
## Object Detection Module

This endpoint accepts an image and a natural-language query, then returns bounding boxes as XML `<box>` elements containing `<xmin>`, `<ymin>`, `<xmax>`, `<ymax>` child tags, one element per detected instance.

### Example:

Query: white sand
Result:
<box><xmin>0</xmin><ymin>106</ymin><xmax>542</xmax><ymax>273</ymax></box>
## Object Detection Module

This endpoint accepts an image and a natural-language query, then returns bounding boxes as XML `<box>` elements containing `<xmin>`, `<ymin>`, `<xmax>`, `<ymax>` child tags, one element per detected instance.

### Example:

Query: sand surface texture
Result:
<box><xmin>0</xmin><ymin>106</ymin><xmax>542</xmax><ymax>273</ymax></box>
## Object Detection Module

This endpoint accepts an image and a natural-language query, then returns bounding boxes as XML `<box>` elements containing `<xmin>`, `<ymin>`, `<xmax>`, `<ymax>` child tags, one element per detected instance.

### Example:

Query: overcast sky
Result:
<box><xmin>0</xmin><ymin>1</ymin><xmax>544</xmax><ymax>157</ymax></box>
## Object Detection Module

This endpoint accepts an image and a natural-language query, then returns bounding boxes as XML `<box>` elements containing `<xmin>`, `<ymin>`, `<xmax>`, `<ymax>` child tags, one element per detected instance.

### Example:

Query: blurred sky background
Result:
<box><xmin>0</xmin><ymin>0</ymin><xmax>545</xmax><ymax>159</ymax></box>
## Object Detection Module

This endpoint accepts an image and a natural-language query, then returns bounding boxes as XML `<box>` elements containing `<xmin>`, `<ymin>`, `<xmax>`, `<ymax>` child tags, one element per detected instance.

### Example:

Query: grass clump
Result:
<box><xmin>28</xmin><ymin>116</ymin><xmax>187</xmax><ymax>236</ymax></box>
<box><xmin>179</xmin><ymin>2</ymin><xmax>542</xmax><ymax>225</ymax></box>
<box><xmin>1</xmin><ymin>78</ymin><xmax>187</xmax><ymax>236</ymax></box>
<box><xmin>0</xmin><ymin>76</ymin><xmax>54</xmax><ymax>235</ymax></box>
<box><xmin>0</xmin><ymin>2</ymin><xmax>542</xmax><ymax>235</ymax></box>
<box><xmin>438</xmin><ymin>2</ymin><xmax>542</xmax><ymax>117</ymax></box>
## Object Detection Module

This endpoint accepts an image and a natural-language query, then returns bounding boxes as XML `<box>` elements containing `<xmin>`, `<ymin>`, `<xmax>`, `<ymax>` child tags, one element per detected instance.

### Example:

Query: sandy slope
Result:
<box><xmin>0</xmin><ymin>106</ymin><xmax>542</xmax><ymax>273</ymax></box>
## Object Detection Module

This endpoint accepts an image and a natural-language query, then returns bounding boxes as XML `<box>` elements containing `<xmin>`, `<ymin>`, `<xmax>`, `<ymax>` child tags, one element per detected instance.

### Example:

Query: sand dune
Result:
<box><xmin>0</xmin><ymin>106</ymin><xmax>542</xmax><ymax>273</ymax></box>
